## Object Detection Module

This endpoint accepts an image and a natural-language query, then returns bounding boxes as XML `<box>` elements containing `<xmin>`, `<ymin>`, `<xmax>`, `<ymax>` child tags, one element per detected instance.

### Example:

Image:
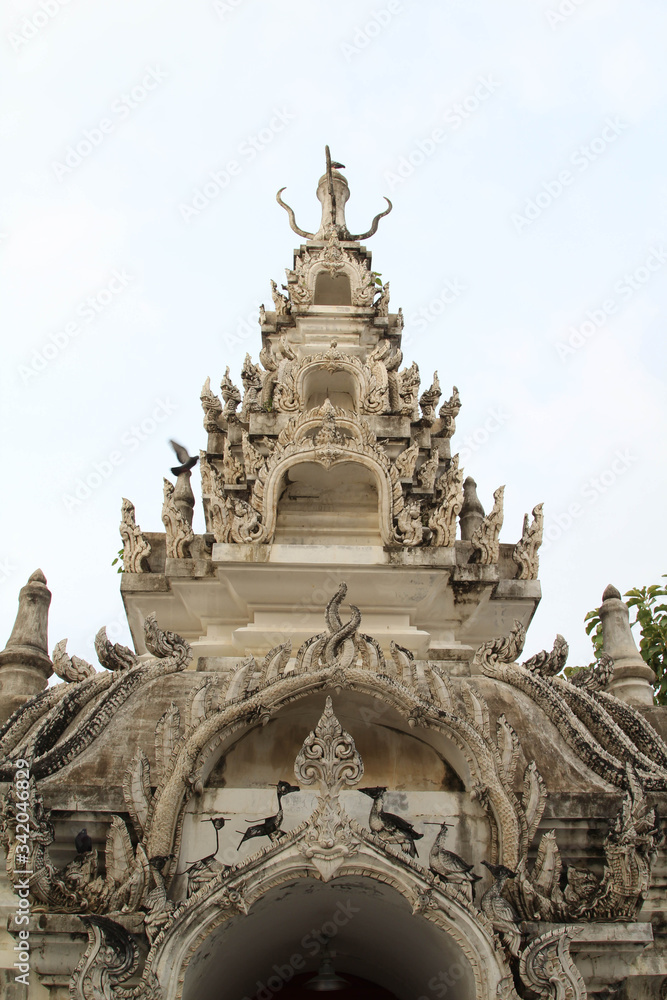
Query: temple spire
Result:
<box><xmin>276</xmin><ymin>145</ymin><xmax>392</xmax><ymax>243</ymax></box>
<box><xmin>0</xmin><ymin>569</ymin><xmax>53</xmax><ymax>724</ymax></box>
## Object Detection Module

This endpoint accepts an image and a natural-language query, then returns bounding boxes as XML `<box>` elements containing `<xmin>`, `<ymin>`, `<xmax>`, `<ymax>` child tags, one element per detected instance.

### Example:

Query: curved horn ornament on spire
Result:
<box><xmin>277</xmin><ymin>146</ymin><xmax>392</xmax><ymax>243</ymax></box>
<box><xmin>275</xmin><ymin>188</ymin><xmax>315</xmax><ymax>240</ymax></box>
<box><xmin>346</xmin><ymin>196</ymin><xmax>393</xmax><ymax>241</ymax></box>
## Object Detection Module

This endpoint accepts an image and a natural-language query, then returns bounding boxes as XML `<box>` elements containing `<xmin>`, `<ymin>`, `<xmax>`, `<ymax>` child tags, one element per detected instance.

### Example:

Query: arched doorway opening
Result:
<box><xmin>270</xmin><ymin>970</ymin><xmax>398</xmax><ymax>997</ymax></box>
<box><xmin>181</xmin><ymin>876</ymin><xmax>475</xmax><ymax>1000</ymax></box>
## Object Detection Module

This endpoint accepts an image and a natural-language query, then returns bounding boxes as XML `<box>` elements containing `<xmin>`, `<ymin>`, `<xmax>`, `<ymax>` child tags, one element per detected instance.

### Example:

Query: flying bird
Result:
<box><xmin>169</xmin><ymin>440</ymin><xmax>199</xmax><ymax>476</ymax></box>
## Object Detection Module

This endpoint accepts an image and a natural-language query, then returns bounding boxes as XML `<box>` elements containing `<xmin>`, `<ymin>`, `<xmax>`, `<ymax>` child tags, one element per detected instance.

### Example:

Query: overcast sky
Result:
<box><xmin>1</xmin><ymin>0</ymin><xmax>666</xmax><ymax>673</ymax></box>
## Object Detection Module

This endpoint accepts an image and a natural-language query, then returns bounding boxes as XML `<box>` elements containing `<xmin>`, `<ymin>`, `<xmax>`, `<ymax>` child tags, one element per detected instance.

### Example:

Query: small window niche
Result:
<box><xmin>313</xmin><ymin>271</ymin><xmax>352</xmax><ymax>305</ymax></box>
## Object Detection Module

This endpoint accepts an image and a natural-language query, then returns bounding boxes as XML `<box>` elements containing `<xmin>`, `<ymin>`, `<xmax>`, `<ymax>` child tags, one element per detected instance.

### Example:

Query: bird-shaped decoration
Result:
<box><xmin>237</xmin><ymin>781</ymin><xmax>300</xmax><ymax>851</ymax></box>
<box><xmin>74</xmin><ymin>828</ymin><xmax>93</xmax><ymax>854</ymax></box>
<box><xmin>523</xmin><ymin>634</ymin><xmax>569</xmax><ymax>677</ymax></box>
<box><xmin>182</xmin><ymin>818</ymin><xmax>229</xmax><ymax>897</ymax></box>
<box><xmin>569</xmin><ymin>652</ymin><xmax>615</xmax><ymax>692</ymax></box>
<box><xmin>359</xmin><ymin>787</ymin><xmax>423</xmax><ymax>858</ymax></box>
<box><xmin>169</xmin><ymin>440</ymin><xmax>198</xmax><ymax>476</ymax></box>
<box><xmin>480</xmin><ymin>861</ymin><xmax>521</xmax><ymax>957</ymax></box>
<box><xmin>424</xmin><ymin>821</ymin><xmax>482</xmax><ymax>901</ymax></box>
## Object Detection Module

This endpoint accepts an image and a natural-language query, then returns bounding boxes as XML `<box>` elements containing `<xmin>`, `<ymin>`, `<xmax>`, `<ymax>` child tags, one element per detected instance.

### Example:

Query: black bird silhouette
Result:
<box><xmin>169</xmin><ymin>440</ymin><xmax>198</xmax><ymax>476</ymax></box>
<box><xmin>359</xmin><ymin>786</ymin><xmax>423</xmax><ymax>858</ymax></box>
<box><xmin>74</xmin><ymin>828</ymin><xmax>92</xmax><ymax>854</ymax></box>
<box><xmin>181</xmin><ymin>817</ymin><xmax>229</xmax><ymax>895</ymax></box>
<box><xmin>237</xmin><ymin>781</ymin><xmax>300</xmax><ymax>851</ymax></box>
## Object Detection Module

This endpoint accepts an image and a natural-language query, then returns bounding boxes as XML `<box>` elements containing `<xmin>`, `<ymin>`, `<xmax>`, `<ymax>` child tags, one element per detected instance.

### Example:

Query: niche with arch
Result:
<box><xmin>273</xmin><ymin>461</ymin><xmax>381</xmax><ymax>545</ymax></box>
<box><xmin>302</xmin><ymin>366</ymin><xmax>359</xmax><ymax>412</ymax></box>
<box><xmin>313</xmin><ymin>270</ymin><xmax>352</xmax><ymax>305</ymax></box>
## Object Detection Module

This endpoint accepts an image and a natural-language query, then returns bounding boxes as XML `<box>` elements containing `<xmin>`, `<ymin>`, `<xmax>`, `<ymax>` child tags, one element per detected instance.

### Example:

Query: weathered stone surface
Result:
<box><xmin>2</xmin><ymin>152</ymin><xmax>665</xmax><ymax>1000</ymax></box>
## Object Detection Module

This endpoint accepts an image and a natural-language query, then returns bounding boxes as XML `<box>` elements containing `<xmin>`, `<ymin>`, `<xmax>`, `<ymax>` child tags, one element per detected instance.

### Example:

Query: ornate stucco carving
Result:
<box><xmin>52</xmin><ymin>639</ymin><xmax>95</xmax><ymax>683</ymax></box>
<box><xmin>470</xmin><ymin>485</ymin><xmax>505</xmax><ymax>564</ymax></box>
<box><xmin>294</xmin><ymin>696</ymin><xmax>363</xmax><ymax>878</ymax></box>
<box><xmin>70</xmin><ymin>915</ymin><xmax>162</xmax><ymax>1000</ymax></box>
<box><xmin>393</xmin><ymin>499</ymin><xmax>424</xmax><ymax>547</ymax></box>
<box><xmin>419</xmin><ymin>372</ymin><xmax>441</xmax><ymax>425</ymax></box>
<box><xmin>248</xmin><ymin>403</ymin><xmax>405</xmax><ymax>545</ymax></box>
<box><xmin>393</xmin><ymin>441</ymin><xmax>419</xmax><ymax>479</ymax></box>
<box><xmin>397</xmin><ymin>360</ymin><xmax>420</xmax><ymax>420</ymax></box>
<box><xmin>9</xmin><ymin>582</ymin><xmax>622</xmax><ymax>998</ymax></box>
<box><xmin>438</xmin><ymin>385</ymin><xmax>462</xmax><ymax>437</ymax></box>
<box><xmin>375</xmin><ymin>280</ymin><xmax>390</xmax><ymax>316</ymax></box>
<box><xmin>518</xmin><ymin>927</ymin><xmax>586</xmax><ymax>1000</ymax></box>
<box><xmin>475</xmin><ymin>622</ymin><xmax>667</xmax><ymax>791</ymax></box>
<box><xmin>119</xmin><ymin>498</ymin><xmax>151</xmax><ymax>573</ymax></box>
<box><xmin>221</xmin><ymin>437</ymin><xmax>244</xmax><ymax>484</ymax></box>
<box><xmin>0</xmin><ymin>616</ymin><xmax>191</xmax><ymax>784</ymax></box>
<box><xmin>259</xmin><ymin>335</ymin><xmax>298</xmax><ymax>409</ymax></box>
<box><xmin>429</xmin><ymin>454</ymin><xmax>464</xmax><ymax>547</ymax></box>
<box><xmin>511</xmin><ymin>765</ymin><xmax>663</xmax><ymax>922</ymax></box>
<box><xmin>417</xmin><ymin>448</ymin><xmax>440</xmax><ymax>491</ymax></box>
<box><xmin>283</xmin><ymin>230</ymin><xmax>377</xmax><ymax>310</ymax></box>
<box><xmin>513</xmin><ymin>503</ymin><xmax>544</xmax><ymax>580</ymax></box>
<box><xmin>200</xmin><ymin>376</ymin><xmax>222</xmax><ymax>432</ymax></box>
<box><xmin>363</xmin><ymin>338</ymin><xmax>398</xmax><ymax>413</ymax></box>
<box><xmin>162</xmin><ymin>479</ymin><xmax>194</xmax><ymax>559</ymax></box>
<box><xmin>240</xmin><ymin>353</ymin><xmax>263</xmax><ymax>423</ymax></box>
<box><xmin>219</xmin><ymin>367</ymin><xmax>241</xmax><ymax>421</ymax></box>
<box><xmin>241</xmin><ymin>431</ymin><xmax>266</xmax><ymax>479</ymax></box>
<box><xmin>270</xmin><ymin>278</ymin><xmax>291</xmax><ymax>318</ymax></box>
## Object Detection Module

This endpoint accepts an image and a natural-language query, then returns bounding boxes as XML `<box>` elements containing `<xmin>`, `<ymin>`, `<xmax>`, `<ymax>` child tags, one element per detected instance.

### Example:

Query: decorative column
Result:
<box><xmin>0</xmin><ymin>569</ymin><xmax>52</xmax><ymax>724</ymax></box>
<box><xmin>600</xmin><ymin>584</ymin><xmax>655</xmax><ymax>707</ymax></box>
